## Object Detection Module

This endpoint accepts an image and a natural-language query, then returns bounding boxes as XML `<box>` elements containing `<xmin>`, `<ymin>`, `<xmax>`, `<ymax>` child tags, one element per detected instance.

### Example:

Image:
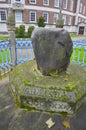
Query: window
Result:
<box><xmin>43</xmin><ymin>0</ymin><xmax>49</xmax><ymax>6</ymax></box>
<box><xmin>70</xmin><ymin>0</ymin><xmax>73</xmax><ymax>11</ymax></box>
<box><xmin>78</xmin><ymin>17</ymin><xmax>81</xmax><ymax>23</ymax></box>
<box><xmin>14</xmin><ymin>0</ymin><xmax>21</xmax><ymax>2</ymax></box>
<box><xmin>68</xmin><ymin>16</ymin><xmax>72</xmax><ymax>25</ymax></box>
<box><xmin>15</xmin><ymin>11</ymin><xmax>22</xmax><ymax>22</ymax></box>
<box><xmin>54</xmin><ymin>0</ymin><xmax>59</xmax><ymax>7</ymax></box>
<box><xmin>63</xmin><ymin>0</ymin><xmax>67</xmax><ymax>9</ymax></box>
<box><xmin>43</xmin><ymin>12</ymin><xmax>48</xmax><ymax>23</ymax></box>
<box><xmin>30</xmin><ymin>11</ymin><xmax>36</xmax><ymax>22</ymax></box>
<box><xmin>53</xmin><ymin>13</ymin><xmax>58</xmax><ymax>23</ymax></box>
<box><xmin>29</xmin><ymin>0</ymin><xmax>36</xmax><ymax>4</ymax></box>
<box><xmin>85</xmin><ymin>19</ymin><xmax>86</xmax><ymax>23</ymax></box>
<box><xmin>83</xmin><ymin>6</ymin><xmax>85</xmax><ymax>14</ymax></box>
<box><xmin>63</xmin><ymin>15</ymin><xmax>66</xmax><ymax>25</ymax></box>
<box><xmin>80</xmin><ymin>3</ymin><xmax>82</xmax><ymax>13</ymax></box>
<box><xmin>0</xmin><ymin>10</ymin><xmax>6</xmax><ymax>22</ymax></box>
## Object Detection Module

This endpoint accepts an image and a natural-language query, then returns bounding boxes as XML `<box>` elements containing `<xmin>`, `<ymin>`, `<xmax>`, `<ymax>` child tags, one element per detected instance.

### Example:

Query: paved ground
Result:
<box><xmin>0</xmin><ymin>76</ymin><xmax>86</xmax><ymax>130</ymax></box>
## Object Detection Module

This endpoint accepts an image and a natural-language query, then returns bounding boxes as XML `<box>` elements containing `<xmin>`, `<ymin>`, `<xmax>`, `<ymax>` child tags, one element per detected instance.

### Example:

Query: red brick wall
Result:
<box><xmin>12</xmin><ymin>0</ymin><xmax>86</xmax><ymax>25</ymax></box>
<box><xmin>23</xmin><ymin>9</ymin><xmax>29</xmax><ymax>23</ymax></box>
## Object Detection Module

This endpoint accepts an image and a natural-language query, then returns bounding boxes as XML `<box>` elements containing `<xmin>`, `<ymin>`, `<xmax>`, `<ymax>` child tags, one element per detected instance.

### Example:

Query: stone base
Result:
<box><xmin>9</xmin><ymin>60</ymin><xmax>86</xmax><ymax>115</ymax></box>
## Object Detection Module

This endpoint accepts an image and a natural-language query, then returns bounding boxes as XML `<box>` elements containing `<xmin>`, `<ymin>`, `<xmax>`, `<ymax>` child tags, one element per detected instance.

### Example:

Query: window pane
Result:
<box><xmin>30</xmin><ymin>0</ymin><xmax>36</xmax><ymax>3</ymax></box>
<box><xmin>68</xmin><ymin>16</ymin><xmax>72</xmax><ymax>25</ymax></box>
<box><xmin>63</xmin><ymin>15</ymin><xmax>66</xmax><ymax>24</ymax></box>
<box><xmin>43</xmin><ymin>0</ymin><xmax>49</xmax><ymax>5</ymax></box>
<box><xmin>70</xmin><ymin>0</ymin><xmax>73</xmax><ymax>11</ymax></box>
<box><xmin>53</xmin><ymin>13</ymin><xmax>58</xmax><ymax>23</ymax></box>
<box><xmin>15</xmin><ymin>0</ymin><xmax>21</xmax><ymax>2</ymax></box>
<box><xmin>15</xmin><ymin>11</ymin><xmax>22</xmax><ymax>22</ymax></box>
<box><xmin>54</xmin><ymin>0</ymin><xmax>59</xmax><ymax>7</ymax></box>
<box><xmin>0</xmin><ymin>11</ymin><xmax>6</xmax><ymax>21</ymax></box>
<box><xmin>30</xmin><ymin>11</ymin><xmax>36</xmax><ymax>22</ymax></box>
<box><xmin>80</xmin><ymin>3</ymin><xmax>82</xmax><ymax>13</ymax></box>
<box><xmin>43</xmin><ymin>12</ymin><xmax>48</xmax><ymax>23</ymax></box>
<box><xmin>63</xmin><ymin>0</ymin><xmax>67</xmax><ymax>9</ymax></box>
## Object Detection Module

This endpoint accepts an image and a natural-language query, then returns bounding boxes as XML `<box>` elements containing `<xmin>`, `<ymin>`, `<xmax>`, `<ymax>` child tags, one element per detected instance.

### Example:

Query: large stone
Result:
<box><xmin>31</xmin><ymin>28</ymin><xmax>73</xmax><ymax>75</ymax></box>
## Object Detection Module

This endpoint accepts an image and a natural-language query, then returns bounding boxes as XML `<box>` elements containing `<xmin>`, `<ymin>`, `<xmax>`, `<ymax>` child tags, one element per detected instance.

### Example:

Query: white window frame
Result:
<box><xmin>63</xmin><ymin>15</ymin><xmax>66</xmax><ymax>25</ymax></box>
<box><xmin>68</xmin><ymin>16</ymin><xmax>72</xmax><ymax>25</ymax></box>
<box><xmin>15</xmin><ymin>11</ymin><xmax>22</xmax><ymax>22</ymax></box>
<box><xmin>63</xmin><ymin>0</ymin><xmax>67</xmax><ymax>9</ymax></box>
<box><xmin>54</xmin><ymin>0</ymin><xmax>59</xmax><ymax>7</ymax></box>
<box><xmin>29</xmin><ymin>0</ymin><xmax>36</xmax><ymax>4</ymax></box>
<box><xmin>43</xmin><ymin>12</ymin><xmax>48</xmax><ymax>23</ymax></box>
<box><xmin>0</xmin><ymin>10</ymin><xmax>6</xmax><ymax>22</ymax></box>
<box><xmin>70</xmin><ymin>0</ymin><xmax>73</xmax><ymax>11</ymax></box>
<box><xmin>43</xmin><ymin>0</ymin><xmax>49</xmax><ymax>6</ymax></box>
<box><xmin>30</xmin><ymin>11</ymin><xmax>36</xmax><ymax>23</ymax></box>
<box><xmin>53</xmin><ymin>13</ymin><xmax>58</xmax><ymax>24</ymax></box>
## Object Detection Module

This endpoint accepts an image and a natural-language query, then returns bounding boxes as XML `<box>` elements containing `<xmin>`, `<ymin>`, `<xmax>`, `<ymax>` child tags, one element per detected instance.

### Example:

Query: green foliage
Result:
<box><xmin>15</xmin><ymin>27</ymin><xmax>19</xmax><ymax>38</ymax></box>
<box><xmin>27</xmin><ymin>26</ymin><xmax>35</xmax><ymax>38</ymax></box>
<box><xmin>37</xmin><ymin>16</ymin><xmax>45</xmax><ymax>27</ymax></box>
<box><xmin>15</xmin><ymin>25</ymin><xmax>25</xmax><ymax>38</ymax></box>
<box><xmin>56</xmin><ymin>13</ymin><xmax>64</xmax><ymax>28</ymax></box>
<box><xmin>18</xmin><ymin>25</ymin><xmax>25</xmax><ymax>38</ymax></box>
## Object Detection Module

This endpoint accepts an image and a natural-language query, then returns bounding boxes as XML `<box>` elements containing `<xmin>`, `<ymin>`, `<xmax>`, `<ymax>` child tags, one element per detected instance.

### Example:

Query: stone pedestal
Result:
<box><xmin>9</xmin><ymin>60</ymin><xmax>86</xmax><ymax>115</ymax></box>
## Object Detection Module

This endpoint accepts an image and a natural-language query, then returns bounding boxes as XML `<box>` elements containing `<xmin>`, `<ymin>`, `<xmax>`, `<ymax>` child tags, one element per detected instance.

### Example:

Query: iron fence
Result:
<box><xmin>0</xmin><ymin>39</ymin><xmax>86</xmax><ymax>72</ymax></box>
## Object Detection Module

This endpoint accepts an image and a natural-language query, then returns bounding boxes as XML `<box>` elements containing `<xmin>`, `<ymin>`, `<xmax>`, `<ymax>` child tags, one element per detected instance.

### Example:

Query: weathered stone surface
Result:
<box><xmin>9</xmin><ymin>60</ymin><xmax>86</xmax><ymax>115</ymax></box>
<box><xmin>31</xmin><ymin>28</ymin><xmax>73</xmax><ymax>75</ymax></box>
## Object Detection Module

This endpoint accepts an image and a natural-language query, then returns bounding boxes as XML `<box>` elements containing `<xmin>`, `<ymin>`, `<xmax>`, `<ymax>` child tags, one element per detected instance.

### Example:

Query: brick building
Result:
<box><xmin>0</xmin><ymin>0</ymin><xmax>86</xmax><ymax>35</ymax></box>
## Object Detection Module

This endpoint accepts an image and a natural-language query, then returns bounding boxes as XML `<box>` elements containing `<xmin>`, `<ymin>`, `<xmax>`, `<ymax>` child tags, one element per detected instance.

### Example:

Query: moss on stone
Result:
<box><xmin>9</xmin><ymin>60</ymin><xmax>86</xmax><ymax>114</ymax></box>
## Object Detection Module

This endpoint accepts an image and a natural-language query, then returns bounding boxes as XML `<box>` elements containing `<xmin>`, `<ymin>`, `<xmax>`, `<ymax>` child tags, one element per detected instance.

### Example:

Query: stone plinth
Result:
<box><xmin>31</xmin><ymin>28</ymin><xmax>73</xmax><ymax>75</ymax></box>
<box><xmin>9</xmin><ymin>60</ymin><xmax>86</xmax><ymax>115</ymax></box>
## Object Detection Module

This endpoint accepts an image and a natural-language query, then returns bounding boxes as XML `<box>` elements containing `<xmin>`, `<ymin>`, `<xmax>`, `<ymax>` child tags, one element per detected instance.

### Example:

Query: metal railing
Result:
<box><xmin>0</xmin><ymin>39</ymin><xmax>86</xmax><ymax>71</ymax></box>
<box><xmin>0</xmin><ymin>39</ymin><xmax>34</xmax><ymax>70</ymax></box>
<box><xmin>71</xmin><ymin>40</ymin><xmax>86</xmax><ymax>66</ymax></box>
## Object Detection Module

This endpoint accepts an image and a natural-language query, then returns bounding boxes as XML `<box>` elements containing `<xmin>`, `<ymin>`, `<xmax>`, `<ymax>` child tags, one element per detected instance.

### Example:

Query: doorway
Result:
<box><xmin>79</xmin><ymin>26</ymin><xmax>84</xmax><ymax>35</ymax></box>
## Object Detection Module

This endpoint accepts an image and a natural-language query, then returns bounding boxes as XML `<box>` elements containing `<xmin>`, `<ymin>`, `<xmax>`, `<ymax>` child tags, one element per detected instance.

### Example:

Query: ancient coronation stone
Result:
<box><xmin>31</xmin><ymin>28</ymin><xmax>73</xmax><ymax>75</ymax></box>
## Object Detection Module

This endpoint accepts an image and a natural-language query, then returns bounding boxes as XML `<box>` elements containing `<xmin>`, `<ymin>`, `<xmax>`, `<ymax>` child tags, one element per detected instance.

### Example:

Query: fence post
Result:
<box><xmin>7</xmin><ymin>12</ymin><xmax>16</xmax><ymax>66</ymax></box>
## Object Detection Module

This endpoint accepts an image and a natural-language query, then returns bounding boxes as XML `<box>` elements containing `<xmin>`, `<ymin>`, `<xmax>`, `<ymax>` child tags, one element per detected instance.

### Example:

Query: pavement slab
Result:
<box><xmin>0</xmin><ymin>76</ymin><xmax>86</xmax><ymax>130</ymax></box>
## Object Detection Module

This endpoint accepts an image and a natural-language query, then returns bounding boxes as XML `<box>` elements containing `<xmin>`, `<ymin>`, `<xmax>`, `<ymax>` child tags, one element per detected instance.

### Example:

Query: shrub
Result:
<box><xmin>18</xmin><ymin>25</ymin><xmax>25</xmax><ymax>38</ymax></box>
<box><xmin>37</xmin><ymin>16</ymin><xmax>45</xmax><ymax>27</ymax></box>
<box><xmin>28</xmin><ymin>26</ymin><xmax>35</xmax><ymax>38</ymax></box>
<box><xmin>15</xmin><ymin>27</ymin><xmax>19</xmax><ymax>38</ymax></box>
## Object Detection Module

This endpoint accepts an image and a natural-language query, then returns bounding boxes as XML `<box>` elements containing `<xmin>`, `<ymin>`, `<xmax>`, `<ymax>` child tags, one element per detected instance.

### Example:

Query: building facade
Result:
<box><xmin>0</xmin><ymin>0</ymin><xmax>86</xmax><ymax>35</ymax></box>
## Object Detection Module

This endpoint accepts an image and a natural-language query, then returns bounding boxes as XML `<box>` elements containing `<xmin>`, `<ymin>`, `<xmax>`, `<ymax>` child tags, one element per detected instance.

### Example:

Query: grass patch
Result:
<box><xmin>70</xmin><ymin>33</ymin><xmax>77</xmax><ymax>39</ymax></box>
<box><xmin>0</xmin><ymin>49</ymin><xmax>10</xmax><ymax>64</ymax></box>
<box><xmin>0</xmin><ymin>36</ymin><xmax>8</xmax><ymax>40</ymax></box>
<box><xmin>71</xmin><ymin>47</ymin><xmax>86</xmax><ymax>64</ymax></box>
